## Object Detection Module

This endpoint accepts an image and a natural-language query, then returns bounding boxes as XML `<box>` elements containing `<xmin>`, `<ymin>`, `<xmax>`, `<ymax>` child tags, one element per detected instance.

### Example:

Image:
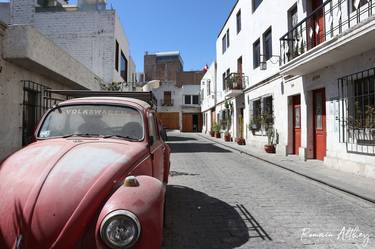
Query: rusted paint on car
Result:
<box><xmin>0</xmin><ymin>97</ymin><xmax>170</xmax><ymax>249</ymax></box>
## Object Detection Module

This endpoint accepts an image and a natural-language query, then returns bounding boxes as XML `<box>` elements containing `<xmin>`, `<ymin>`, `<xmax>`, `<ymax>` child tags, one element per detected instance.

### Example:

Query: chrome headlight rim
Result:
<box><xmin>100</xmin><ymin>210</ymin><xmax>141</xmax><ymax>249</ymax></box>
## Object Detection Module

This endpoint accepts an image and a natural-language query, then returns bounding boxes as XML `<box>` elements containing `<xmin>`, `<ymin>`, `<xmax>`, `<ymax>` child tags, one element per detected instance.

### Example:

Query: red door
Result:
<box><xmin>293</xmin><ymin>95</ymin><xmax>301</xmax><ymax>155</ymax></box>
<box><xmin>313</xmin><ymin>88</ymin><xmax>326</xmax><ymax>160</ymax></box>
<box><xmin>308</xmin><ymin>0</ymin><xmax>324</xmax><ymax>49</ymax></box>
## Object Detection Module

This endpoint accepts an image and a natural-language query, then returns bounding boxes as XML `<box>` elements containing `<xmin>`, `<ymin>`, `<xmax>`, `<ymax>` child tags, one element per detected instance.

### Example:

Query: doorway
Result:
<box><xmin>193</xmin><ymin>114</ymin><xmax>199</xmax><ymax>132</ymax></box>
<box><xmin>292</xmin><ymin>95</ymin><xmax>301</xmax><ymax>155</ymax></box>
<box><xmin>313</xmin><ymin>88</ymin><xmax>326</xmax><ymax>160</ymax></box>
<box><xmin>308</xmin><ymin>0</ymin><xmax>324</xmax><ymax>49</ymax></box>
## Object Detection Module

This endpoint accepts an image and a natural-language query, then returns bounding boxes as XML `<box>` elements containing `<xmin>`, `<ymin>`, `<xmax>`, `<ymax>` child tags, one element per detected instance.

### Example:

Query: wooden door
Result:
<box><xmin>182</xmin><ymin>114</ymin><xmax>193</xmax><ymax>132</ymax></box>
<box><xmin>293</xmin><ymin>95</ymin><xmax>301</xmax><ymax>155</ymax></box>
<box><xmin>313</xmin><ymin>88</ymin><xmax>326</xmax><ymax>160</ymax></box>
<box><xmin>157</xmin><ymin>112</ymin><xmax>179</xmax><ymax>129</ymax></box>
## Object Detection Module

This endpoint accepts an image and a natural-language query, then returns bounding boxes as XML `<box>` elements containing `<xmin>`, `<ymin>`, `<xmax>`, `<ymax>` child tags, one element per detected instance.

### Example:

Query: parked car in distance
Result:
<box><xmin>0</xmin><ymin>96</ymin><xmax>171</xmax><ymax>249</ymax></box>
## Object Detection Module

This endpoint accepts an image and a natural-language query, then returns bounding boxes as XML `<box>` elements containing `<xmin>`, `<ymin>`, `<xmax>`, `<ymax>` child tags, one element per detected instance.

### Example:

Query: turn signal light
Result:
<box><xmin>124</xmin><ymin>176</ymin><xmax>140</xmax><ymax>187</ymax></box>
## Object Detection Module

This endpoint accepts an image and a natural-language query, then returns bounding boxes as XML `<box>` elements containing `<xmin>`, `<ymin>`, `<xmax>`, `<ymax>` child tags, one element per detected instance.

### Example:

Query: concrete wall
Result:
<box><xmin>33</xmin><ymin>10</ymin><xmax>116</xmax><ymax>84</ymax></box>
<box><xmin>6</xmin><ymin>0</ymin><xmax>135</xmax><ymax>85</ymax></box>
<box><xmin>4</xmin><ymin>25</ymin><xmax>102</xmax><ymax>90</ymax></box>
<box><xmin>0</xmin><ymin>26</ymin><xmax>81</xmax><ymax>160</ymax></box>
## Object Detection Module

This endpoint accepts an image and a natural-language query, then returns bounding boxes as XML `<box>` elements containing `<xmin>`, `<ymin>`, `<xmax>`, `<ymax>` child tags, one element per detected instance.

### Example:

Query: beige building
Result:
<box><xmin>0</xmin><ymin>23</ymin><xmax>102</xmax><ymax>160</ymax></box>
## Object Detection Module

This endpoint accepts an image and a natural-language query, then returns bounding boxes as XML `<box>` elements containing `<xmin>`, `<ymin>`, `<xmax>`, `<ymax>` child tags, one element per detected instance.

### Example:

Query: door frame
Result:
<box><xmin>312</xmin><ymin>88</ymin><xmax>326</xmax><ymax>160</ymax></box>
<box><xmin>292</xmin><ymin>95</ymin><xmax>301</xmax><ymax>155</ymax></box>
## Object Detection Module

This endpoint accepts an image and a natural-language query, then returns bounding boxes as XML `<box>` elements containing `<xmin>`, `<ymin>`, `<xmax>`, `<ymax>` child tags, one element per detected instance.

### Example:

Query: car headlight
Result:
<box><xmin>100</xmin><ymin>210</ymin><xmax>141</xmax><ymax>249</ymax></box>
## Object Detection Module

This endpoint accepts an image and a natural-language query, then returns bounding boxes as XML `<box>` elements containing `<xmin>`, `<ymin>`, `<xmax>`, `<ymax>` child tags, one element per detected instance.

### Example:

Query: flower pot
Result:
<box><xmin>210</xmin><ymin>131</ymin><xmax>215</xmax><ymax>137</ymax></box>
<box><xmin>264</xmin><ymin>144</ymin><xmax>275</xmax><ymax>153</ymax></box>
<box><xmin>236</xmin><ymin>137</ymin><xmax>246</xmax><ymax>145</ymax></box>
<box><xmin>224</xmin><ymin>134</ymin><xmax>231</xmax><ymax>142</ymax></box>
<box><xmin>215</xmin><ymin>132</ymin><xmax>221</xmax><ymax>138</ymax></box>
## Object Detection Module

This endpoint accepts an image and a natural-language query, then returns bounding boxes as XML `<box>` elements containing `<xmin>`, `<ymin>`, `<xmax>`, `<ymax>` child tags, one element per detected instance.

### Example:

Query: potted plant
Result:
<box><xmin>224</xmin><ymin>100</ymin><xmax>233</xmax><ymax>142</ymax></box>
<box><xmin>224</xmin><ymin>131</ymin><xmax>231</xmax><ymax>142</ymax></box>
<box><xmin>209</xmin><ymin>129</ymin><xmax>215</xmax><ymax>137</ymax></box>
<box><xmin>262</xmin><ymin>112</ymin><xmax>276</xmax><ymax>153</ymax></box>
<box><xmin>212</xmin><ymin>122</ymin><xmax>221</xmax><ymax>138</ymax></box>
<box><xmin>236</xmin><ymin>115</ymin><xmax>246</xmax><ymax>145</ymax></box>
<box><xmin>264</xmin><ymin>128</ymin><xmax>276</xmax><ymax>153</ymax></box>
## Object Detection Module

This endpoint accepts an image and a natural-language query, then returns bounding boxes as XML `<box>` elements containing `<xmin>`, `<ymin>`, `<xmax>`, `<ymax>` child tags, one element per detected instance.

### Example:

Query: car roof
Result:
<box><xmin>59</xmin><ymin>97</ymin><xmax>152</xmax><ymax>110</ymax></box>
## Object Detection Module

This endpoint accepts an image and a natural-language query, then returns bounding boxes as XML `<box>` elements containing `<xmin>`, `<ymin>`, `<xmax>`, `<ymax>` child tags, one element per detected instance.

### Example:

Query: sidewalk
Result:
<box><xmin>198</xmin><ymin>133</ymin><xmax>375</xmax><ymax>204</ymax></box>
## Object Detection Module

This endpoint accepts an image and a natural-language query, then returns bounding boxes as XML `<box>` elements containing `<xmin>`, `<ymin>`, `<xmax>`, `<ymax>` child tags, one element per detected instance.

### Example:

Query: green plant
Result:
<box><xmin>224</xmin><ymin>100</ymin><xmax>233</xmax><ymax>133</ymax></box>
<box><xmin>212</xmin><ymin>122</ymin><xmax>221</xmax><ymax>133</ymax></box>
<box><xmin>266</xmin><ymin>128</ymin><xmax>275</xmax><ymax>145</ymax></box>
<box><xmin>100</xmin><ymin>82</ymin><xmax>122</xmax><ymax>91</ymax></box>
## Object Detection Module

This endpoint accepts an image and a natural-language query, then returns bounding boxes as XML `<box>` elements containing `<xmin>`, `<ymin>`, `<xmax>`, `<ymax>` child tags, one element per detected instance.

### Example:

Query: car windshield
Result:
<box><xmin>38</xmin><ymin>105</ymin><xmax>144</xmax><ymax>141</ymax></box>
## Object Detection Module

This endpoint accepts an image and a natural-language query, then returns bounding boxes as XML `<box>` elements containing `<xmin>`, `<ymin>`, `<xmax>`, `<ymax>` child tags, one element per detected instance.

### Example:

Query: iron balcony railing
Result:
<box><xmin>280</xmin><ymin>0</ymin><xmax>375</xmax><ymax>65</ymax></box>
<box><xmin>224</xmin><ymin>73</ymin><xmax>247</xmax><ymax>92</ymax></box>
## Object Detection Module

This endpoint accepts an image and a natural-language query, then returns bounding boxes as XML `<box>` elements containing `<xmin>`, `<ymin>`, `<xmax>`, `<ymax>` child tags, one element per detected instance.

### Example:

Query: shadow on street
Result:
<box><xmin>167</xmin><ymin>143</ymin><xmax>232</xmax><ymax>153</ymax></box>
<box><xmin>166</xmin><ymin>136</ymin><xmax>197</xmax><ymax>142</ymax></box>
<box><xmin>163</xmin><ymin>185</ymin><xmax>249</xmax><ymax>249</ymax></box>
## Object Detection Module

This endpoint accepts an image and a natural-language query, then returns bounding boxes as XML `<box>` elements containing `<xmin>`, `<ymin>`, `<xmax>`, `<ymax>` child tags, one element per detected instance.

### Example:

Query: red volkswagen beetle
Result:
<box><xmin>0</xmin><ymin>97</ymin><xmax>171</xmax><ymax>249</ymax></box>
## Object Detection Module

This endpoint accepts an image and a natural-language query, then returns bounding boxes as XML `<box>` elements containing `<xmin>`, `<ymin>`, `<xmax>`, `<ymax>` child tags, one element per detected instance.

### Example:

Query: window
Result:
<box><xmin>263</xmin><ymin>28</ymin><xmax>272</xmax><ymax>61</ymax></box>
<box><xmin>163</xmin><ymin>91</ymin><xmax>172</xmax><ymax>106</ymax></box>
<box><xmin>184</xmin><ymin>95</ymin><xmax>200</xmax><ymax>105</ymax></box>
<box><xmin>249</xmin><ymin>96</ymin><xmax>274</xmax><ymax>133</ymax></box>
<box><xmin>236</xmin><ymin>10</ymin><xmax>242</xmax><ymax>34</ymax></box>
<box><xmin>252</xmin><ymin>0</ymin><xmax>263</xmax><ymax>12</ymax></box>
<box><xmin>193</xmin><ymin>95</ymin><xmax>199</xmax><ymax>105</ymax></box>
<box><xmin>351</xmin><ymin>76</ymin><xmax>375</xmax><ymax>128</ymax></box>
<box><xmin>222</xmin><ymin>72</ymin><xmax>226</xmax><ymax>89</ymax></box>
<box><xmin>115</xmin><ymin>40</ymin><xmax>119</xmax><ymax>71</ymax></box>
<box><xmin>226</xmin><ymin>29</ymin><xmax>230</xmax><ymax>48</ymax></box>
<box><xmin>222</xmin><ymin>35</ymin><xmax>227</xmax><ymax>54</ymax></box>
<box><xmin>222</xmin><ymin>29</ymin><xmax>230</xmax><ymax>53</ymax></box>
<box><xmin>253</xmin><ymin>39</ymin><xmax>261</xmax><ymax>69</ymax></box>
<box><xmin>120</xmin><ymin>51</ymin><xmax>128</xmax><ymax>82</ymax></box>
<box><xmin>207</xmin><ymin>79</ymin><xmax>211</xmax><ymax>95</ymax></box>
<box><xmin>185</xmin><ymin>95</ymin><xmax>191</xmax><ymax>105</ymax></box>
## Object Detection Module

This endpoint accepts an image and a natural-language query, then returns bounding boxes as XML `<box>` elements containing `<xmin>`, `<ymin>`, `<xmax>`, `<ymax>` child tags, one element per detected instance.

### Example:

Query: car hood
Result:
<box><xmin>0</xmin><ymin>139</ymin><xmax>148</xmax><ymax>249</ymax></box>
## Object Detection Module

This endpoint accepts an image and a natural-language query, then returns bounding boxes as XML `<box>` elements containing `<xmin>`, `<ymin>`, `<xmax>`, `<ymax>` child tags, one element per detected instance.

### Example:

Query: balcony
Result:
<box><xmin>280</xmin><ymin>0</ymin><xmax>375</xmax><ymax>75</ymax></box>
<box><xmin>161</xmin><ymin>99</ymin><xmax>174</xmax><ymax>106</ymax></box>
<box><xmin>224</xmin><ymin>73</ymin><xmax>247</xmax><ymax>98</ymax></box>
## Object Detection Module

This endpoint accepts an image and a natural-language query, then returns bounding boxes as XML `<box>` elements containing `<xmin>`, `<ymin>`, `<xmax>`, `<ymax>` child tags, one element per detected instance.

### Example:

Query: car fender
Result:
<box><xmin>95</xmin><ymin>175</ymin><xmax>165</xmax><ymax>249</ymax></box>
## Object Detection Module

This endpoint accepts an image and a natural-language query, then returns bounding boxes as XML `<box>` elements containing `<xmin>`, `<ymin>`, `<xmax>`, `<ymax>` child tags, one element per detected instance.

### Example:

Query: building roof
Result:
<box><xmin>150</xmin><ymin>51</ymin><xmax>180</xmax><ymax>57</ymax></box>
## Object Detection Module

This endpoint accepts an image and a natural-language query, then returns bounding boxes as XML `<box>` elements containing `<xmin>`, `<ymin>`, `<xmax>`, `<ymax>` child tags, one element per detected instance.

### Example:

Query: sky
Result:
<box><xmin>104</xmin><ymin>0</ymin><xmax>237</xmax><ymax>72</ymax></box>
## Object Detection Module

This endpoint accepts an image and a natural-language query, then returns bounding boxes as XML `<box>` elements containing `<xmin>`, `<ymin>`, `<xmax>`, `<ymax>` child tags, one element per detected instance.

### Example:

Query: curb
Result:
<box><xmin>198</xmin><ymin>134</ymin><xmax>375</xmax><ymax>205</ymax></box>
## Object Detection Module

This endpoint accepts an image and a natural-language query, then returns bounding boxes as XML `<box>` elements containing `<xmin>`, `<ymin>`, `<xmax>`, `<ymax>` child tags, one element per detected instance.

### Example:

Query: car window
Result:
<box><xmin>38</xmin><ymin>105</ymin><xmax>144</xmax><ymax>140</ymax></box>
<box><xmin>148</xmin><ymin>112</ymin><xmax>159</xmax><ymax>145</ymax></box>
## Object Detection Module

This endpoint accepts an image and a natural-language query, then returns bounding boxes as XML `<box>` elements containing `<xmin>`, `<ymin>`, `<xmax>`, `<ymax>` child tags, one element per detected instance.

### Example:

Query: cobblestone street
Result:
<box><xmin>162</xmin><ymin>132</ymin><xmax>375</xmax><ymax>249</ymax></box>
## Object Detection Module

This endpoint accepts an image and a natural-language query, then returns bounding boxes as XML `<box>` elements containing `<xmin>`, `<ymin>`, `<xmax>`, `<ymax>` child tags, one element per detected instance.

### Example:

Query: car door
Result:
<box><xmin>148</xmin><ymin>111</ymin><xmax>165</xmax><ymax>181</ymax></box>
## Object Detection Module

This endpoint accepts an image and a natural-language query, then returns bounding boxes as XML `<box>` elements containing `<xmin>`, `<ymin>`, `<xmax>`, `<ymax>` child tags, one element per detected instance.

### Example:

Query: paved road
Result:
<box><xmin>162</xmin><ymin>132</ymin><xmax>375</xmax><ymax>249</ymax></box>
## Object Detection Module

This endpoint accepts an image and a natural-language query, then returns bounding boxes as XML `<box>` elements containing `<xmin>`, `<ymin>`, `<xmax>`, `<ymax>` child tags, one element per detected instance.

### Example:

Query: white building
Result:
<box><xmin>3</xmin><ymin>0</ymin><xmax>136</xmax><ymax>86</ymax></box>
<box><xmin>201</xmin><ymin>62</ymin><xmax>217</xmax><ymax>134</ymax></box>
<box><xmin>202</xmin><ymin>0</ymin><xmax>375</xmax><ymax>178</ymax></box>
<box><xmin>144</xmin><ymin>81</ymin><xmax>202</xmax><ymax>132</ymax></box>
